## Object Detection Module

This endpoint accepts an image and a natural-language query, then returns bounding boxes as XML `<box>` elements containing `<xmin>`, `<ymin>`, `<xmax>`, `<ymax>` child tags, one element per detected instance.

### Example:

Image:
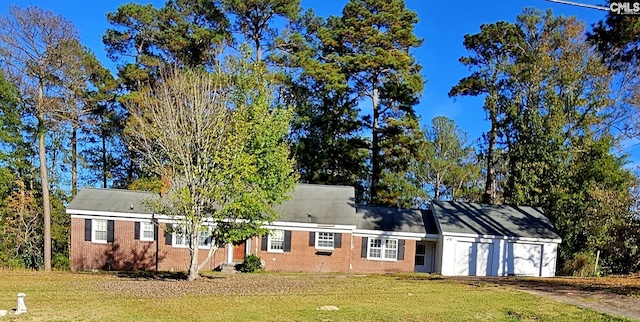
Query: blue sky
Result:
<box><xmin>3</xmin><ymin>0</ymin><xmax>637</xmax><ymax>168</ymax></box>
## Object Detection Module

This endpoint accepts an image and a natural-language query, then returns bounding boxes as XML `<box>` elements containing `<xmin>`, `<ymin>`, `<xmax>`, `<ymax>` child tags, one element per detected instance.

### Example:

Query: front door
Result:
<box><xmin>415</xmin><ymin>241</ymin><xmax>436</xmax><ymax>273</ymax></box>
<box><xmin>233</xmin><ymin>241</ymin><xmax>246</xmax><ymax>262</ymax></box>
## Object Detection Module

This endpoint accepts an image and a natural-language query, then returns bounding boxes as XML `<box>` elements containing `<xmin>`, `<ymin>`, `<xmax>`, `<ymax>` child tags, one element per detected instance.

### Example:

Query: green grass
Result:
<box><xmin>0</xmin><ymin>270</ymin><xmax>630</xmax><ymax>321</ymax></box>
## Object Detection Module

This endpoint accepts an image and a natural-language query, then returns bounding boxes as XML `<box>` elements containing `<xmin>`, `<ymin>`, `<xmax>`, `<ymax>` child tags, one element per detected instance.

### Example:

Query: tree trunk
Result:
<box><xmin>38</xmin><ymin>116</ymin><xmax>52</xmax><ymax>271</ymax></box>
<box><xmin>187</xmin><ymin>233</ymin><xmax>200</xmax><ymax>281</ymax></box>
<box><xmin>197</xmin><ymin>245</ymin><xmax>218</xmax><ymax>273</ymax></box>
<box><xmin>255</xmin><ymin>37</ymin><xmax>262</xmax><ymax>62</ymax></box>
<box><xmin>483</xmin><ymin>114</ymin><xmax>498</xmax><ymax>205</ymax></box>
<box><xmin>101</xmin><ymin>114</ymin><xmax>108</xmax><ymax>188</ymax></box>
<box><xmin>71</xmin><ymin>125</ymin><xmax>78</xmax><ymax>197</ymax></box>
<box><xmin>370</xmin><ymin>85</ymin><xmax>380</xmax><ymax>204</ymax></box>
<box><xmin>434</xmin><ymin>173</ymin><xmax>441</xmax><ymax>200</ymax></box>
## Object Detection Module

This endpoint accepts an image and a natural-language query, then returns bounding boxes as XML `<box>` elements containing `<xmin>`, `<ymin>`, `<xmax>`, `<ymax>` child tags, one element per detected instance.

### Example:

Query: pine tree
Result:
<box><xmin>318</xmin><ymin>0</ymin><xmax>424</xmax><ymax>205</ymax></box>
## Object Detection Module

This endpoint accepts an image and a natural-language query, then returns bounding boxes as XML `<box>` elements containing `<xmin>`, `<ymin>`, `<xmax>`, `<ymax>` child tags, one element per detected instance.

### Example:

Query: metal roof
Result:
<box><xmin>431</xmin><ymin>201</ymin><xmax>561</xmax><ymax>240</ymax></box>
<box><xmin>355</xmin><ymin>206</ymin><xmax>439</xmax><ymax>234</ymax></box>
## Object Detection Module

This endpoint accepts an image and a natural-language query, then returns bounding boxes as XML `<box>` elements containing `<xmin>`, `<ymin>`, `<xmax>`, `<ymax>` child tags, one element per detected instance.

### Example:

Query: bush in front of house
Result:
<box><xmin>240</xmin><ymin>254</ymin><xmax>263</xmax><ymax>273</ymax></box>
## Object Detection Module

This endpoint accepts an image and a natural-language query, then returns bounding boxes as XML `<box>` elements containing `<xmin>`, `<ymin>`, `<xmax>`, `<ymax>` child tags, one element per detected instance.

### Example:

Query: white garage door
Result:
<box><xmin>509</xmin><ymin>243</ymin><xmax>542</xmax><ymax>276</ymax></box>
<box><xmin>454</xmin><ymin>241</ymin><xmax>493</xmax><ymax>276</ymax></box>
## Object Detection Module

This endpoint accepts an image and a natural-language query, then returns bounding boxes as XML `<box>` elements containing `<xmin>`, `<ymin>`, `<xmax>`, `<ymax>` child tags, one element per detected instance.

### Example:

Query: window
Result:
<box><xmin>268</xmin><ymin>229</ymin><xmax>285</xmax><ymax>252</ymax></box>
<box><xmin>198</xmin><ymin>229</ymin><xmax>212</xmax><ymax>247</ymax></box>
<box><xmin>141</xmin><ymin>222</ymin><xmax>155</xmax><ymax>241</ymax></box>
<box><xmin>174</xmin><ymin>229</ymin><xmax>188</xmax><ymax>247</ymax></box>
<box><xmin>93</xmin><ymin>220</ymin><xmax>108</xmax><ymax>243</ymax></box>
<box><xmin>368</xmin><ymin>238</ymin><xmax>398</xmax><ymax>260</ymax></box>
<box><xmin>85</xmin><ymin>219</ymin><xmax>113</xmax><ymax>243</ymax></box>
<box><xmin>261</xmin><ymin>230</ymin><xmax>291</xmax><ymax>253</ymax></box>
<box><xmin>316</xmin><ymin>232</ymin><xmax>335</xmax><ymax>249</ymax></box>
<box><xmin>173</xmin><ymin>227</ymin><xmax>212</xmax><ymax>248</ymax></box>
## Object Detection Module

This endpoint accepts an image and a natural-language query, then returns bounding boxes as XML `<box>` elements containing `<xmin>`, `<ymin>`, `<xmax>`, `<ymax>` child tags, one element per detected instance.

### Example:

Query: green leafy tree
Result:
<box><xmin>452</xmin><ymin>8</ymin><xmax>638</xmax><ymax>272</ymax></box>
<box><xmin>80</xmin><ymin>50</ymin><xmax>127</xmax><ymax>189</ymax></box>
<box><xmin>126</xmin><ymin>55</ymin><xmax>296</xmax><ymax>281</ymax></box>
<box><xmin>293</xmin><ymin>83</ymin><xmax>369</xmax><ymax>200</ymax></box>
<box><xmin>277</xmin><ymin>10</ymin><xmax>369</xmax><ymax>201</ymax></box>
<box><xmin>0</xmin><ymin>63</ymin><xmax>43</xmax><ymax>269</ymax></box>
<box><xmin>414</xmin><ymin>116</ymin><xmax>481</xmax><ymax>204</ymax></box>
<box><xmin>449</xmin><ymin>21</ymin><xmax>523</xmax><ymax>204</ymax></box>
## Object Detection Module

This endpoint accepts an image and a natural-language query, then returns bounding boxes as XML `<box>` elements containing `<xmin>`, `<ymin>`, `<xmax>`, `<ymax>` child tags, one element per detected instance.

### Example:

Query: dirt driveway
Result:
<box><xmin>455</xmin><ymin>276</ymin><xmax>640</xmax><ymax>321</ymax></box>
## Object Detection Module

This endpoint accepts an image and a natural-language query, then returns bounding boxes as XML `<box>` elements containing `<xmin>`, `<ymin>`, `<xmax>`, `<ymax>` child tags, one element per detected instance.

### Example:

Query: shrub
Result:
<box><xmin>52</xmin><ymin>253</ymin><xmax>70</xmax><ymax>271</ymax></box>
<box><xmin>561</xmin><ymin>252</ymin><xmax>599</xmax><ymax>277</ymax></box>
<box><xmin>240</xmin><ymin>254</ymin><xmax>263</xmax><ymax>273</ymax></box>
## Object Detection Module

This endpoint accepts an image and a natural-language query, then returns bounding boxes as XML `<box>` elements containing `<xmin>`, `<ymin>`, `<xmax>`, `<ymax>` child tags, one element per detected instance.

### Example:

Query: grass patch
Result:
<box><xmin>0</xmin><ymin>270</ymin><xmax>630</xmax><ymax>321</ymax></box>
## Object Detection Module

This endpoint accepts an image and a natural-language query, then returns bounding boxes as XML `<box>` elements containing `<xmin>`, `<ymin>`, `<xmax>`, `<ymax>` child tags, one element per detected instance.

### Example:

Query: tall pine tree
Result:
<box><xmin>318</xmin><ymin>0</ymin><xmax>424</xmax><ymax>205</ymax></box>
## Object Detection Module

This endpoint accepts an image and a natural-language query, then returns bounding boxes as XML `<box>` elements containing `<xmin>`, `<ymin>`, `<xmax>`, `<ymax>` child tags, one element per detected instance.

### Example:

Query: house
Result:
<box><xmin>67</xmin><ymin>184</ymin><xmax>561</xmax><ymax>276</ymax></box>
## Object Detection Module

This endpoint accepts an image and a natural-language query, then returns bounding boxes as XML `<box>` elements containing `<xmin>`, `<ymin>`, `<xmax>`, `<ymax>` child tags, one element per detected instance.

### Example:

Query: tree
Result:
<box><xmin>589</xmin><ymin>13</ymin><xmax>640</xmax><ymax>149</ymax></box>
<box><xmin>449</xmin><ymin>21</ymin><xmax>523</xmax><ymax>204</ymax></box>
<box><xmin>224</xmin><ymin>0</ymin><xmax>300</xmax><ymax>62</ymax></box>
<box><xmin>80</xmin><ymin>50</ymin><xmax>126</xmax><ymax>189</ymax></box>
<box><xmin>317</xmin><ymin>0</ymin><xmax>424</xmax><ymax>205</ymax></box>
<box><xmin>452</xmin><ymin>8</ymin><xmax>638</xmax><ymax>272</ymax></box>
<box><xmin>0</xmin><ymin>6</ymin><xmax>82</xmax><ymax>271</ymax></box>
<box><xmin>291</xmin><ymin>12</ymin><xmax>368</xmax><ymax>198</ymax></box>
<box><xmin>104</xmin><ymin>0</ymin><xmax>233</xmax><ymax>189</ymax></box>
<box><xmin>293</xmin><ymin>83</ymin><xmax>369</xmax><ymax>200</ymax></box>
<box><xmin>59</xmin><ymin>43</ymin><xmax>106</xmax><ymax>196</ymax></box>
<box><xmin>104</xmin><ymin>0</ymin><xmax>231</xmax><ymax>92</ymax></box>
<box><xmin>126</xmin><ymin>57</ymin><xmax>296</xmax><ymax>281</ymax></box>
<box><xmin>414</xmin><ymin>116</ymin><xmax>481</xmax><ymax>204</ymax></box>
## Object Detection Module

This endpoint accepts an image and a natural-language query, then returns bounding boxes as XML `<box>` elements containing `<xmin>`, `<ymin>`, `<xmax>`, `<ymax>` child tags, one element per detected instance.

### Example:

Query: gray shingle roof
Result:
<box><xmin>66</xmin><ymin>188</ymin><xmax>158</xmax><ymax>214</ymax></box>
<box><xmin>431</xmin><ymin>201</ymin><xmax>561</xmax><ymax>240</ymax></box>
<box><xmin>355</xmin><ymin>206</ymin><xmax>439</xmax><ymax>235</ymax></box>
<box><xmin>274</xmin><ymin>184</ymin><xmax>356</xmax><ymax>225</ymax></box>
<box><xmin>68</xmin><ymin>186</ymin><xmax>559</xmax><ymax>240</ymax></box>
<box><xmin>68</xmin><ymin>184</ymin><xmax>357</xmax><ymax>225</ymax></box>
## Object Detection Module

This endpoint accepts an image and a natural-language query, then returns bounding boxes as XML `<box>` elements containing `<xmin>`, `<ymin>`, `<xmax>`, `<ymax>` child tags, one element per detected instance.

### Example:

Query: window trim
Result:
<box><xmin>315</xmin><ymin>232</ymin><xmax>335</xmax><ymax>250</ymax></box>
<box><xmin>92</xmin><ymin>219</ymin><xmax>108</xmax><ymax>244</ymax></box>
<box><xmin>367</xmin><ymin>237</ymin><xmax>398</xmax><ymax>261</ymax></box>
<box><xmin>140</xmin><ymin>221</ymin><xmax>155</xmax><ymax>242</ymax></box>
<box><xmin>267</xmin><ymin>229</ymin><xmax>285</xmax><ymax>253</ymax></box>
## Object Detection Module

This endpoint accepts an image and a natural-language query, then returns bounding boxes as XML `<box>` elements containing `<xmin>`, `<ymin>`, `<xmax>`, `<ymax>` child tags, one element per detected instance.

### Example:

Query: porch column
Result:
<box><xmin>226</xmin><ymin>243</ymin><xmax>233</xmax><ymax>263</ymax></box>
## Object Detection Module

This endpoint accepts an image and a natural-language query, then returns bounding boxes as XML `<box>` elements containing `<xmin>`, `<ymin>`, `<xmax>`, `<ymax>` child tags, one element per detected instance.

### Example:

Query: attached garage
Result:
<box><xmin>431</xmin><ymin>201</ymin><xmax>561</xmax><ymax>277</ymax></box>
<box><xmin>453</xmin><ymin>241</ymin><xmax>493</xmax><ymax>276</ymax></box>
<box><xmin>509</xmin><ymin>242</ymin><xmax>542</xmax><ymax>276</ymax></box>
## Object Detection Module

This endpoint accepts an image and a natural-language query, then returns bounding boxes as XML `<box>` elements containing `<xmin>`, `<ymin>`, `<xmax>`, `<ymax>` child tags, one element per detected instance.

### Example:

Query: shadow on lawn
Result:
<box><xmin>111</xmin><ymin>270</ymin><xmax>228</xmax><ymax>281</ymax></box>
<box><xmin>114</xmin><ymin>271</ymin><xmax>189</xmax><ymax>280</ymax></box>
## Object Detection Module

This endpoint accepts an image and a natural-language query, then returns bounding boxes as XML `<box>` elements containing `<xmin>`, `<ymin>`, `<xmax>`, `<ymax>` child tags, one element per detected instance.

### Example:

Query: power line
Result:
<box><xmin>545</xmin><ymin>0</ymin><xmax>610</xmax><ymax>11</ymax></box>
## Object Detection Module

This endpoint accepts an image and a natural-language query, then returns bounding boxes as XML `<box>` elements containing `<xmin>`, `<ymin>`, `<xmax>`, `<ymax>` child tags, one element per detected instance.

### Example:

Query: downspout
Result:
<box><xmin>349</xmin><ymin>233</ymin><xmax>354</xmax><ymax>273</ymax></box>
<box><xmin>153</xmin><ymin>214</ymin><xmax>159</xmax><ymax>271</ymax></box>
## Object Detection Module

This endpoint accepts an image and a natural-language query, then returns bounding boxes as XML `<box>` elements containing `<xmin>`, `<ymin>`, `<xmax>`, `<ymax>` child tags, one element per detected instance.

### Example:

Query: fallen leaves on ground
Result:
<box><xmin>98</xmin><ymin>274</ymin><xmax>346</xmax><ymax>298</ymax></box>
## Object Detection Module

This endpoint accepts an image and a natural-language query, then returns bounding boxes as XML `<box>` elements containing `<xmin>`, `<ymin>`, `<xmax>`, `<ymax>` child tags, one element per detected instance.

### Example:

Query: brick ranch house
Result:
<box><xmin>67</xmin><ymin>184</ymin><xmax>561</xmax><ymax>276</ymax></box>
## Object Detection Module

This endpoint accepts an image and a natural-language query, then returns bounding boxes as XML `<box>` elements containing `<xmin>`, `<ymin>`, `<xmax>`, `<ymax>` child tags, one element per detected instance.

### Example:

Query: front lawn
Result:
<box><xmin>0</xmin><ymin>271</ymin><xmax>628</xmax><ymax>321</ymax></box>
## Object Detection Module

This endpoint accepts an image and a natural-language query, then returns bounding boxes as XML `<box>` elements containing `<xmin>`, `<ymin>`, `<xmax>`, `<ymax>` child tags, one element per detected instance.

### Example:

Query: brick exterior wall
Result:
<box><xmin>70</xmin><ymin>218</ymin><xmax>226</xmax><ymax>272</ymax></box>
<box><xmin>351</xmin><ymin>237</ymin><xmax>416</xmax><ymax>273</ymax></box>
<box><xmin>257</xmin><ymin>231</ymin><xmax>352</xmax><ymax>273</ymax></box>
<box><xmin>71</xmin><ymin>218</ymin><xmax>418</xmax><ymax>274</ymax></box>
<box><xmin>256</xmin><ymin>231</ymin><xmax>416</xmax><ymax>273</ymax></box>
